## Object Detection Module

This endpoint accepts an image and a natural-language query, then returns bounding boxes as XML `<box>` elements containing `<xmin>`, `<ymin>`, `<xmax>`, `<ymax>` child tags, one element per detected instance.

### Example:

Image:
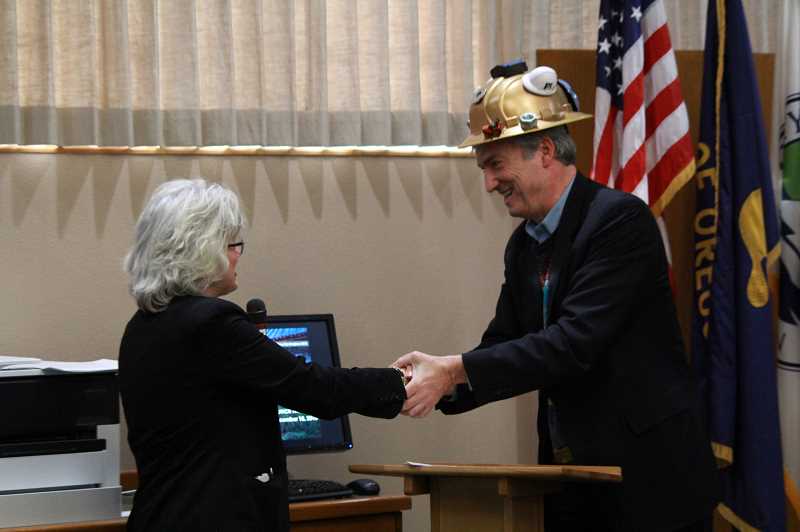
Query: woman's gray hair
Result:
<box><xmin>124</xmin><ymin>179</ymin><xmax>245</xmax><ymax>313</ymax></box>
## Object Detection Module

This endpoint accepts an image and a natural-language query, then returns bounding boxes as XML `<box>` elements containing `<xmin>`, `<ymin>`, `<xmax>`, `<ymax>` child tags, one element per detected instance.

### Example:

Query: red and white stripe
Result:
<box><xmin>591</xmin><ymin>2</ymin><xmax>694</xmax><ymax>265</ymax></box>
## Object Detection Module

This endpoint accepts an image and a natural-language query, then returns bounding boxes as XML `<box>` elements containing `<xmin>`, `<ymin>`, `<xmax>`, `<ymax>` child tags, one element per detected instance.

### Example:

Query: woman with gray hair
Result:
<box><xmin>119</xmin><ymin>179</ymin><xmax>406</xmax><ymax>532</ymax></box>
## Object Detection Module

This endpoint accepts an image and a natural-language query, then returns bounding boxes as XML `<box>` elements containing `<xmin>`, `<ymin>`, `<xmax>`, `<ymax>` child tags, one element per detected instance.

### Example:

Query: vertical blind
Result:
<box><xmin>0</xmin><ymin>0</ymin><xmax>776</xmax><ymax>147</ymax></box>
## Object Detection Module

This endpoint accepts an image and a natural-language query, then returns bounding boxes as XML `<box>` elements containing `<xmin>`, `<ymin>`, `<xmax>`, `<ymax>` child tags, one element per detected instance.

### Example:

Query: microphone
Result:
<box><xmin>246</xmin><ymin>298</ymin><xmax>268</xmax><ymax>331</ymax></box>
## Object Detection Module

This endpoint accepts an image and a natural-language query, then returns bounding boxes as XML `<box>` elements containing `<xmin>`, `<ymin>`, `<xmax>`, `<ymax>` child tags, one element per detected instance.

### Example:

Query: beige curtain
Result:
<box><xmin>0</xmin><ymin>0</ymin><xmax>777</xmax><ymax>147</ymax></box>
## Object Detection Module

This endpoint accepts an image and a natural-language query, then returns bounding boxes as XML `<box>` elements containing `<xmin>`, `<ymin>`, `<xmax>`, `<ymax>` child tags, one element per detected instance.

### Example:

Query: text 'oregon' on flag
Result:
<box><xmin>692</xmin><ymin>0</ymin><xmax>785</xmax><ymax>530</ymax></box>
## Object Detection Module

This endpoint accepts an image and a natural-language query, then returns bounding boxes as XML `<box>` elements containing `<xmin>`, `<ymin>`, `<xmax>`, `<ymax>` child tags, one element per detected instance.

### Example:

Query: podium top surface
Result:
<box><xmin>349</xmin><ymin>463</ymin><xmax>622</xmax><ymax>483</ymax></box>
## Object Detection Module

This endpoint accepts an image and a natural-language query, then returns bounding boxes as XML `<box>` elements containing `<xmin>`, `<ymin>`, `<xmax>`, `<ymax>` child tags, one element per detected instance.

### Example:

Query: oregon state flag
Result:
<box><xmin>692</xmin><ymin>0</ymin><xmax>785</xmax><ymax>530</ymax></box>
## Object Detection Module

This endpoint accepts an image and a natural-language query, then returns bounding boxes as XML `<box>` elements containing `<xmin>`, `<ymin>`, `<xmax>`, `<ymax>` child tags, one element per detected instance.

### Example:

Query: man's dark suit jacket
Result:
<box><xmin>119</xmin><ymin>296</ymin><xmax>405</xmax><ymax>532</ymax></box>
<box><xmin>439</xmin><ymin>173</ymin><xmax>718</xmax><ymax>531</ymax></box>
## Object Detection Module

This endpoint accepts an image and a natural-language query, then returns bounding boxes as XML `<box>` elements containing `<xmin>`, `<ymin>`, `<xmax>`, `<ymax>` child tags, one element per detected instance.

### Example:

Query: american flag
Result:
<box><xmin>592</xmin><ymin>0</ymin><xmax>694</xmax><ymax>256</ymax></box>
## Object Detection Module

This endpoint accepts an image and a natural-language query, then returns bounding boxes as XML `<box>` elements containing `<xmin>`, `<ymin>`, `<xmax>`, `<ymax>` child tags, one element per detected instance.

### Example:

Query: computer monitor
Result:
<box><xmin>261</xmin><ymin>314</ymin><xmax>353</xmax><ymax>455</ymax></box>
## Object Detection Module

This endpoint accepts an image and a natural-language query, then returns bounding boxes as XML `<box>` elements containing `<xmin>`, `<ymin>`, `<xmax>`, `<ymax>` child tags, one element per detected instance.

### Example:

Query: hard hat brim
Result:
<box><xmin>459</xmin><ymin>111</ymin><xmax>592</xmax><ymax>149</ymax></box>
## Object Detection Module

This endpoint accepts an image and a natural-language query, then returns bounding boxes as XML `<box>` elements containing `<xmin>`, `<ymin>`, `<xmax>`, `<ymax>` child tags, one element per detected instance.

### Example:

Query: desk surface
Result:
<box><xmin>0</xmin><ymin>495</ymin><xmax>411</xmax><ymax>531</ymax></box>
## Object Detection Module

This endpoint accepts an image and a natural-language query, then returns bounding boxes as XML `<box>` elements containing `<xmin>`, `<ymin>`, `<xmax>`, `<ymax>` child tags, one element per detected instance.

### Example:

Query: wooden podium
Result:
<box><xmin>350</xmin><ymin>463</ymin><xmax>621</xmax><ymax>532</ymax></box>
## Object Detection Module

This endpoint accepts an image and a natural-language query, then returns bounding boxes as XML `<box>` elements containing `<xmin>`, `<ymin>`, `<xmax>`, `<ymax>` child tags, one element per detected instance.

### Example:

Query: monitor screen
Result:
<box><xmin>260</xmin><ymin>314</ymin><xmax>353</xmax><ymax>454</ymax></box>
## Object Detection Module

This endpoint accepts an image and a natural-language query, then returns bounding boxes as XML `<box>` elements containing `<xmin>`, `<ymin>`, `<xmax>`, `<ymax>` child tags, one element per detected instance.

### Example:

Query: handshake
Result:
<box><xmin>390</xmin><ymin>351</ymin><xmax>466</xmax><ymax>418</ymax></box>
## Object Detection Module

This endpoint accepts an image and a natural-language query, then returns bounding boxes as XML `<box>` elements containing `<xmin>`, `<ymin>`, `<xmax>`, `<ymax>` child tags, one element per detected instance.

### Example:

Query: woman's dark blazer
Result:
<box><xmin>439</xmin><ymin>174</ymin><xmax>718</xmax><ymax>531</ymax></box>
<box><xmin>119</xmin><ymin>296</ymin><xmax>404</xmax><ymax>532</ymax></box>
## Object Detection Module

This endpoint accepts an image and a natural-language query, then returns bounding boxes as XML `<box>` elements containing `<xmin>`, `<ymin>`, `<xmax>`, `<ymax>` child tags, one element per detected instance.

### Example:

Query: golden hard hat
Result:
<box><xmin>460</xmin><ymin>64</ymin><xmax>592</xmax><ymax>148</ymax></box>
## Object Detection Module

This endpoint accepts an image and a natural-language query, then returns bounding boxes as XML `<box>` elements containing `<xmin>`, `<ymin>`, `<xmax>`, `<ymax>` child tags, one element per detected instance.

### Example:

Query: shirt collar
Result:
<box><xmin>525</xmin><ymin>176</ymin><xmax>576</xmax><ymax>243</ymax></box>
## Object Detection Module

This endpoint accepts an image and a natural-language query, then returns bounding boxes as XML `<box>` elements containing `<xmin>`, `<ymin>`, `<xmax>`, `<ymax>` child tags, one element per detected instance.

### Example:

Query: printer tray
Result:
<box><xmin>0</xmin><ymin>372</ymin><xmax>118</xmax><ymax>439</ymax></box>
<box><xmin>0</xmin><ymin>438</ymin><xmax>106</xmax><ymax>458</ymax></box>
<box><xmin>0</xmin><ymin>486</ymin><xmax>121</xmax><ymax>527</ymax></box>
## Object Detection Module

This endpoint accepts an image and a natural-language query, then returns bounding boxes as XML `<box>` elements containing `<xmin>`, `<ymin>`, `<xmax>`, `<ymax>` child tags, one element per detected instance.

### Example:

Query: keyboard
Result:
<box><xmin>287</xmin><ymin>478</ymin><xmax>353</xmax><ymax>503</ymax></box>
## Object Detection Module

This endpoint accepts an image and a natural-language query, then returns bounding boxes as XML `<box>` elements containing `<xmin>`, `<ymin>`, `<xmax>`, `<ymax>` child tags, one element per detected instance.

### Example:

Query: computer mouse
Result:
<box><xmin>346</xmin><ymin>478</ymin><xmax>380</xmax><ymax>496</ymax></box>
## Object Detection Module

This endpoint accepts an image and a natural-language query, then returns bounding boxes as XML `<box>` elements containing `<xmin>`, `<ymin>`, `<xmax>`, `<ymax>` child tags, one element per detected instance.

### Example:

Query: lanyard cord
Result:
<box><xmin>539</xmin><ymin>256</ymin><xmax>551</xmax><ymax>326</ymax></box>
<box><xmin>538</xmin><ymin>256</ymin><xmax>551</xmax><ymax>287</ymax></box>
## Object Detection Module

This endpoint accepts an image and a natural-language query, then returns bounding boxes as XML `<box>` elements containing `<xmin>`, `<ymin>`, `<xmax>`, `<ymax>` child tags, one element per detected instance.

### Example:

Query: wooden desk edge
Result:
<box><xmin>1</xmin><ymin>496</ymin><xmax>412</xmax><ymax>531</ymax></box>
<box><xmin>350</xmin><ymin>464</ymin><xmax>622</xmax><ymax>483</ymax></box>
<box><xmin>0</xmin><ymin>520</ymin><xmax>127</xmax><ymax>532</ymax></box>
<box><xmin>290</xmin><ymin>495</ymin><xmax>411</xmax><ymax>521</ymax></box>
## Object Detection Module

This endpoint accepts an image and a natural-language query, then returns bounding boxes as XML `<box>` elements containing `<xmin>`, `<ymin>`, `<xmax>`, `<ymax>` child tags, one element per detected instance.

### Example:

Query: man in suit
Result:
<box><xmin>393</xmin><ymin>63</ymin><xmax>718</xmax><ymax>531</ymax></box>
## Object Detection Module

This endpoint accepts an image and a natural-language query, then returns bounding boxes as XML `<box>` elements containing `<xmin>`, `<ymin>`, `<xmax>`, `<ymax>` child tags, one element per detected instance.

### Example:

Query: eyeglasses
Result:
<box><xmin>227</xmin><ymin>241</ymin><xmax>245</xmax><ymax>255</ymax></box>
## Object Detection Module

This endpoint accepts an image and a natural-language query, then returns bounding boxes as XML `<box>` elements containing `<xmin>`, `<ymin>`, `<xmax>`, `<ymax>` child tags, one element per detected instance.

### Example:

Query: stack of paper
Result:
<box><xmin>0</xmin><ymin>355</ymin><xmax>42</xmax><ymax>368</ymax></box>
<box><xmin>0</xmin><ymin>356</ymin><xmax>117</xmax><ymax>373</ymax></box>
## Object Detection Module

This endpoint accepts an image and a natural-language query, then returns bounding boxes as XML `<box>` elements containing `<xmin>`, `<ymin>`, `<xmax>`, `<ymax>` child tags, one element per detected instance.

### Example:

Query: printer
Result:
<box><xmin>0</xmin><ymin>363</ymin><xmax>121</xmax><ymax>527</ymax></box>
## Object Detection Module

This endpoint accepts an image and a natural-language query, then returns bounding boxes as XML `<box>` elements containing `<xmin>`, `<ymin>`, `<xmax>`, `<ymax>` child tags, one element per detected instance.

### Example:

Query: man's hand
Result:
<box><xmin>392</xmin><ymin>351</ymin><xmax>465</xmax><ymax>418</ymax></box>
